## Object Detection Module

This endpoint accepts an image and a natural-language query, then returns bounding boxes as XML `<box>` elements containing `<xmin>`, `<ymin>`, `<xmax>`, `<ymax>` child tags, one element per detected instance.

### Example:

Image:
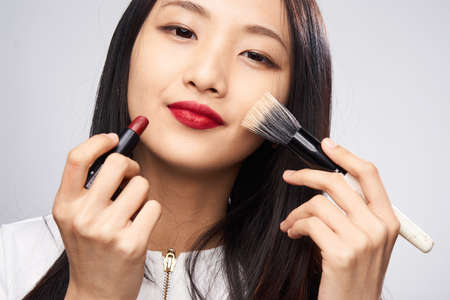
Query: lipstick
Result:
<box><xmin>84</xmin><ymin>116</ymin><xmax>149</xmax><ymax>189</ymax></box>
<box><xmin>168</xmin><ymin>101</ymin><xmax>224</xmax><ymax>129</ymax></box>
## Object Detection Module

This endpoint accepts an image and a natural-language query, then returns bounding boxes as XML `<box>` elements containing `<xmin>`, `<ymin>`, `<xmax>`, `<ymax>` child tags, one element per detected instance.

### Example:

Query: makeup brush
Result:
<box><xmin>242</xmin><ymin>92</ymin><xmax>434</xmax><ymax>253</ymax></box>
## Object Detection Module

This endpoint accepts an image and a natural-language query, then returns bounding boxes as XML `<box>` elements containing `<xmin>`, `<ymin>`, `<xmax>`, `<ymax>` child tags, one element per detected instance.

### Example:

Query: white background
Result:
<box><xmin>1</xmin><ymin>0</ymin><xmax>449</xmax><ymax>298</ymax></box>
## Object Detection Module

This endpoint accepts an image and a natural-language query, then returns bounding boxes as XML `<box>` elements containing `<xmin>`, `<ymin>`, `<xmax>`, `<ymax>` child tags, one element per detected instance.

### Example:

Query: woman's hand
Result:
<box><xmin>280</xmin><ymin>138</ymin><xmax>400</xmax><ymax>300</ymax></box>
<box><xmin>52</xmin><ymin>133</ymin><xmax>162</xmax><ymax>300</ymax></box>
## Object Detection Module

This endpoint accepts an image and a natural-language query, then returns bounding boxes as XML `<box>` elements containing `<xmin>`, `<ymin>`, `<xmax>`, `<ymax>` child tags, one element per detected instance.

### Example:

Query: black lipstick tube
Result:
<box><xmin>84</xmin><ymin>116</ymin><xmax>149</xmax><ymax>190</ymax></box>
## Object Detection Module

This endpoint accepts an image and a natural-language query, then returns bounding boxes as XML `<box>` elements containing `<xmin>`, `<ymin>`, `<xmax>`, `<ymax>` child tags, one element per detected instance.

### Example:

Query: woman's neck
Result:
<box><xmin>133</xmin><ymin>145</ymin><xmax>239</xmax><ymax>254</ymax></box>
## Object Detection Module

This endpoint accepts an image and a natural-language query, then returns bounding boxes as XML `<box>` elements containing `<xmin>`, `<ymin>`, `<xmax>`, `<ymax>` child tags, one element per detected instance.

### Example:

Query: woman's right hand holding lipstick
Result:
<box><xmin>52</xmin><ymin>133</ymin><xmax>161</xmax><ymax>300</ymax></box>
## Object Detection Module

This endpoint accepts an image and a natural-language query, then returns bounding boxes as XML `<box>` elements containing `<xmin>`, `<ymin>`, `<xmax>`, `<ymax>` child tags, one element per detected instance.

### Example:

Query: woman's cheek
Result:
<box><xmin>136</xmin><ymin>36</ymin><xmax>189</xmax><ymax>83</ymax></box>
<box><xmin>227</xmin><ymin>126</ymin><xmax>265</xmax><ymax>163</ymax></box>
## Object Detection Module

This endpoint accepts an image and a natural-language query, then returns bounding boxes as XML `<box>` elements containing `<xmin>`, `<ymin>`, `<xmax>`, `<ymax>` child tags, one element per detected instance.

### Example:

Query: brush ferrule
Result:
<box><xmin>287</xmin><ymin>128</ymin><xmax>346</xmax><ymax>173</ymax></box>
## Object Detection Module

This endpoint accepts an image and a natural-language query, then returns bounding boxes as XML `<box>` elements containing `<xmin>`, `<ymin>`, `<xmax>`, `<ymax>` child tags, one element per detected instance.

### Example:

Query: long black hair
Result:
<box><xmin>24</xmin><ymin>0</ymin><xmax>331</xmax><ymax>299</ymax></box>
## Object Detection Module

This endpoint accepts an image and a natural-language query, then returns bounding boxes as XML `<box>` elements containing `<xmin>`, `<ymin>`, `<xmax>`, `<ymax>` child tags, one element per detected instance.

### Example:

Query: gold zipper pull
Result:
<box><xmin>163</xmin><ymin>248</ymin><xmax>176</xmax><ymax>300</ymax></box>
<box><xmin>163</xmin><ymin>248</ymin><xmax>177</xmax><ymax>272</ymax></box>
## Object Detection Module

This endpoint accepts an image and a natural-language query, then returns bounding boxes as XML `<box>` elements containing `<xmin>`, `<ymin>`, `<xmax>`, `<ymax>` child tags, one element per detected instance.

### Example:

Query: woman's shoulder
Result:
<box><xmin>1</xmin><ymin>214</ymin><xmax>64</xmax><ymax>253</ymax></box>
<box><xmin>0</xmin><ymin>214</ymin><xmax>64</xmax><ymax>300</ymax></box>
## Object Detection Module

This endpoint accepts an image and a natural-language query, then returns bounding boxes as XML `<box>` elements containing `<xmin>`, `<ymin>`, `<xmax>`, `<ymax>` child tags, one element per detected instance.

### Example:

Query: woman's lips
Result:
<box><xmin>167</xmin><ymin>101</ymin><xmax>224</xmax><ymax>129</ymax></box>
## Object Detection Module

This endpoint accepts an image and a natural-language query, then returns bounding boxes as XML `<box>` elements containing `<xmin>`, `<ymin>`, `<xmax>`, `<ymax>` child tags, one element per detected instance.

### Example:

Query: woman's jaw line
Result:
<box><xmin>133</xmin><ymin>141</ymin><xmax>243</xmax><ymax>181</ymax></box>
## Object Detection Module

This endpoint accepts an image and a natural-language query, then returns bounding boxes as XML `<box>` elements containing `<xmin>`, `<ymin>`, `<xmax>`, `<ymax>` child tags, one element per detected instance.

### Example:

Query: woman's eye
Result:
<box><xmin>242</xmin><ymin>51</ymin><xmax>278</xmax><ymax>68</ymax></box>
<box><xmin>161</xmin><ymin>25</ymin><xmax>196</xmax><ymax>40</ymax></box>
<box><xmin>160</xmin><ymin>26</ymin><xmax>278</xmax><ymax>68</ymax></box>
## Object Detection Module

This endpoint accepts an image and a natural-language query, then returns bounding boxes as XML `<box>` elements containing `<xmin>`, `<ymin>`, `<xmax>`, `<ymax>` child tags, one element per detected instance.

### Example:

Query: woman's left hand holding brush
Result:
<box><xmin>280</xmin><ymin>138</ymin><xmax>401</xmax><ymax>300</ymax></box>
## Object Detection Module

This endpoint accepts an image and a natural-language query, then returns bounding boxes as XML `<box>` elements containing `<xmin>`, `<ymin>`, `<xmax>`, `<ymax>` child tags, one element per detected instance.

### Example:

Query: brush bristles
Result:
<box><xmin>241</xmin><ymin>92</ymin><xmax>301</xmax><ymax>145</ymax></box>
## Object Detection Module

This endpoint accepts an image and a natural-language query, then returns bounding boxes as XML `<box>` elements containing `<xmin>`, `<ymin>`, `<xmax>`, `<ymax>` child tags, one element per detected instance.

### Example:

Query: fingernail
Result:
<box><xmin>323</xmin><ymin>138</ymin><xmax>337</xmax><ymax>149</ymax></box>
<box><xmin>280</xmin><ymin>221</ymin><xmax>286</xmax><ymax>231</ymax></box>
<box><xmin>283</xmin><ymin>170</ymin><xmax>295</xmax><ymax>178</ymax></box>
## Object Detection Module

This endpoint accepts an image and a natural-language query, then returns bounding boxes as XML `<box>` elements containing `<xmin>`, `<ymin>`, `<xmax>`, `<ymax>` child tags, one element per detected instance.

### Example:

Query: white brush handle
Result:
<box><xmin>343</xmin><ymin>173</ymin><xmax>434</xmax><ymax>253</ymax></box>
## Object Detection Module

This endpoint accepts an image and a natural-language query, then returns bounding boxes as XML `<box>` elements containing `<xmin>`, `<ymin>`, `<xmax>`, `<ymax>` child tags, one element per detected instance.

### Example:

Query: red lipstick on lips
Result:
<box><xmin>168</xmin><ymin>101</ymin><xmax>224</xmax><ymax>129</ymax></box>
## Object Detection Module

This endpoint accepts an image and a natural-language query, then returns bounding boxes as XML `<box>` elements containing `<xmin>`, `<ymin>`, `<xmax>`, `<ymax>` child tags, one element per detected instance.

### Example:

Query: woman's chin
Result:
<box><xmin>133</xmin><ymin>141</ymin><xmax>233</xmax><ymax>175</ymax></box>
<box><xmin>156</xmin><ymin>148</ymin><xmax>241</xmax><ymax>174</ymax></box>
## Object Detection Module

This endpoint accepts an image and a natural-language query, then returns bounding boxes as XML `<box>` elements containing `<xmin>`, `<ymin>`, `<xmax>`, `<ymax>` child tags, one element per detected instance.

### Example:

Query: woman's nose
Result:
<box><xmin>182</xmin><ymin>43</ymin><xmax>229</xmax><ymax>98</ymax></box>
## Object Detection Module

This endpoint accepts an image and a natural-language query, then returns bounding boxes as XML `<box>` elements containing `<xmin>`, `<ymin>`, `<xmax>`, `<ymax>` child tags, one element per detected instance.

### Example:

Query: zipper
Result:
<box><xmin>162</xmin><ymin>248</ymin><xmax>177</xmax><ymax>300</ymax></box>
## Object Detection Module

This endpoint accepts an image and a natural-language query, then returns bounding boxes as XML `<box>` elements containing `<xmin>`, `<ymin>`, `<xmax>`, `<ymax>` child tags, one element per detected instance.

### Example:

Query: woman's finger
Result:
<box><xmin>127</xmin><ymin>200</ymin><xmax>162</xmax><ymax>248</ymax></box>
<box><xmin>283</xmin><ymin>169</ymin><xmax>391</xmax><ymax>246</ymax></box>
<box><xmin>321</xmin><ymin>138</ymin><xmax>400</xmax><ymax>240</ymax></box>
<box><xmin>283</xmin><ymin>169</ymin><xmax>367</xmax><ymax>216</ymax></box>
<box><xmin>58</xmin><ymin>133</ymin><xmax>118</xmax><ymax>197</ymax></box>
<box><xmin>281</xmin><ymin>194</ymin><xmax>379</xmax><ymax>250</ymax></box>
<box><xmin>287</xmin><ymin>216</ymin><xmax>341</xmax><ymax>252</ymax></box>
<box><xmin>281</xmin><ymin>194</ymin><xmax>352</xmax><ymax>236</ymax></box>
<box><xmin>105</xmin><ymin>176</ymin><xmax>150</xmax><ymax>228</ymax></box>
<box><xmin>87</xmin><ymin>153</ymin><xmax>141</xmax><ymax>208</ymax></box>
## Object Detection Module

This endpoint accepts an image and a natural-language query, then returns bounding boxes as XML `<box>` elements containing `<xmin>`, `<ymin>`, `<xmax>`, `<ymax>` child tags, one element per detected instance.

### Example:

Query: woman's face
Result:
<box><xmin>128</xmin><ymin>0</ymin><xmax>291</xmax><ymax>173</ymax></box>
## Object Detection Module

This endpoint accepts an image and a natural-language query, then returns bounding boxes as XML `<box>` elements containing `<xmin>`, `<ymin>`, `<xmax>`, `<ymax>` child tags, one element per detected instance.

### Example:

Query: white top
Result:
<box><xmin>0</xmin><ymin>215</ymin><xmax>229</xmax><ymax>300</ymax></box>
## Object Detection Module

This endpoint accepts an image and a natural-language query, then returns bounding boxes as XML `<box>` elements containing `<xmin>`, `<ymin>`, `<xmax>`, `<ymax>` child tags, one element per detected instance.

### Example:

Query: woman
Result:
<box><xmin>0</xmin><ymin>0</ymin><xmax>400</xmax><ymax>299</ymax></box>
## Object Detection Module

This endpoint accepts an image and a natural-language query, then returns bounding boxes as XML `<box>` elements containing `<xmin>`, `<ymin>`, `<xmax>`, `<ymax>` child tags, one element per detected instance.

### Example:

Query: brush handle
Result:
<box><xmin>343</xmin><ymin>173</ymin><xmax>434</xmax><ymax>253</ymax></box>
<box><xmin>287</xmin><ymin>129</ymin><xmax>434</xmax><ymax>253</ymax></box>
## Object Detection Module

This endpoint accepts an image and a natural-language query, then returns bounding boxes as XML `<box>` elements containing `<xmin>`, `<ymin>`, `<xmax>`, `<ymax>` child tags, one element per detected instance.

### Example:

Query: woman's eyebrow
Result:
<box><xmin>244</xmin><ymin>25</ymin><xmax>287</xmax><ymax>51</ymax></box>
<box><xmin>160</xmin><ymin>0</ymin><xmax>287</xmax><ymax>51</ymax></box>
<box><xmin>160</xmin><ymin>0</ymin><xmax>211</xmax><ymax>19</ymax></box>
